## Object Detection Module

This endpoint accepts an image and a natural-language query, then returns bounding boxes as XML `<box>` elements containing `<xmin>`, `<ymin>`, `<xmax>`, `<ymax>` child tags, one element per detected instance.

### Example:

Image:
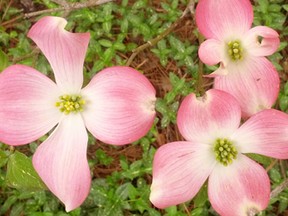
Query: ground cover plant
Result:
<box><xmin>0</xmin><ymin>0</ymin><xmax>287</xmax><ymax>215</ymax></box>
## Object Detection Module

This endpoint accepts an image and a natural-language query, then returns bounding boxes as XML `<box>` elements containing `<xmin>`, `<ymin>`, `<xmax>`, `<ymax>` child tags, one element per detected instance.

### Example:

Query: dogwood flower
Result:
<box><xmin>196</xmin><ymin>0</ymin><xmax>280</xmax><ymax>118</ymax></box>
<box><xmin>150</xmin><ymin>89</ymin><xmax>288</xmax><ymax>216</ymax></box>
<box><xmin>0</xmin><ymin>16</ymin><xmax>156</xmax><ymax>211</ymax></box>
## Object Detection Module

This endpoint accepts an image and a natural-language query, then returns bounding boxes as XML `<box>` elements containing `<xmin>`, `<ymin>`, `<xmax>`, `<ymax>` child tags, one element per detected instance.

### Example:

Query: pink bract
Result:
<box><xmin>0</xmin><ymin>16</ymin><xmax>156</xmax><ymax>211</ymax></box>
<box><xmin>150</xmin><ymin>89</ymin><xmax>288</xmax><ymax>215</ymax></box>
<box><xmin>196</xmin><ymin>0</ymin><xmax>280</xmax><ymax>118</ymax></box>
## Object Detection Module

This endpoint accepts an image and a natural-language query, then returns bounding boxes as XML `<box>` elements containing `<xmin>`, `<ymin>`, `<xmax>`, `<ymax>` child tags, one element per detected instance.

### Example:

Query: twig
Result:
<box><xmin>2</xmin><ymin>0</ymin><xmax>113</xmax><ymax>27</ymax></box>
<box><xmin>51</xmin><ymin>0</ymin><xmax>70</xmax><ymax>16</ymax></box>
<box><xmin>182</xmin><ymin>0</ymin><xmax>195</xmax><ymax>17</ymax></box>
<box><xmin>125</xmin><ymin>0</ymin><xmax>195</xmax><ymax>66</ymax></box>
<box><xmin>12</xmin><ymin>48</ymin><xmax>40</xmax><ymax>64</ymax></box>
<box><xmin>270</xmin><ymin>178</ymin><xmax>288</xmax><ymax>199</ymax></box>
<box><xmin>51</xmin><ymin>0</ymin><xmax>70</xmax><ymax>7</ymax></box>
<box><xmin>182</xmin><ymin>203</ymin><xmax>191</xmax><ymax>216</ymax></box>
<box><xmin>280</xmin><ymin>160</ymin><xmax>287</xmax><ymax>179</ymax></box>
<box><xmin>196</xmin><ymin>33</ymin><xmax>205</xmax><ymax>96</ymax></box>
<box><xmin>265</xmin><ymin>159</ymin><xmax>278</xmax><ymax>172</ymax></box>
<box><xmin>1</xmin><ymin>0</ymin><xmax>13</xmax><ymax>21</ymax></box>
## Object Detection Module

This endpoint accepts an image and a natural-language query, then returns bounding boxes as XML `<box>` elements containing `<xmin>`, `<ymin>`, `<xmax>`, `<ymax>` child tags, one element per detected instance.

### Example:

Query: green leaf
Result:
<box><xmin>269</xmin><ymin>168</ymin><xmax>282</xmax><ymax>184</ymax></box>
<box><xmin>10</xmin><ymin>202</ymin><xmax>24</xmax><ymax>216</ymax></box>
<box><xmin>0</xmin><ymin>195</ymin><xmax>18</xmax><ymax>214</ymax></box>
<box><xmin>246</xmin><ymin>153</ymin><xmax>273</xmax><ymax>167</ymax></box>
<box><xmin>165</xmin><ymin>206</ymin><xmax>178</xmax><ymax>215</ymax></box>
<box><xmin>116</xmin><ymin>183</ymin><xmax>131</xmax><ymax>200</ymax></box>
<box><xmin>98</xmin><ymin>39</ymin><xmax>113</xmax><ymax>47</ymax></box>
<box><xmin>258</xmin><ymin>0</ymin><xmax>269</xmax><ymax>13</ymax></box>
<box><xmin>284</xmin><ymin>82</ymin><xmax>288</xmax><ymax>95</ymax></box>
<box><xmin>120</xmin><ymin>18</ymin><xmax>129</xmax><ymax>33</ymax></box>
<box><xmin>191</xmin><ymin>207</ymin><xmax>208</xmax><ymax>216</ymax></box>
<box><xmin>0</xmin><ymin>150</ymin><xmax>9</xmax><ymax>168</ymax></box>
<box><xmin>268</xmin><ymin>4</ymin><xmax>282</xmax><ymax>12</ymax></box>
<box><xmin>95</xmin><ymin>149</ymin><xmax>113</xmax><ymax>165</ymax></box>
<box><xmin>102</xmin><ymin>21</ymin><xmax>112</xmax><ymax>34</ymax></box>
<box><xmin>193</xmin><ymin>184</ymin><xmax>208</xmax><ymax>207</ymax></box>
<box><xmin>169</xmin><ymin>36</ymin><xmax>185</xmax><ymax>53</ymax></box>
<box><xmin>278</xmin><ymin>197</ymin><xmax>288</xmax><ymax>213</ymax></box>
<box><xmin>147</xmin><ymin>208</ymin><xmax>161</xmax><ymax>216</ymax></box>
<box><xmin>279</xmin><ymin>95</ymin><xmax>288</xmax><ymax>112</ymax></box>
<box><xmin>113</xmin><ymin>42</ymin><xmax>126</xmax><ymax>51</ymax></box>
<box><xmin>103</xmin><ymin>47</ymin><xmax>115</xmax><ymax>64</ymax></box>
<box><xmin>134</xmin><ymin>198</ymin><xmax>149</xmax><ymax>213</ymax></box>
<box><xmin>132</xmin><ymin>0</ymin><xmax>147</xmax><ymax>10</ymax></box>
<box><xmin>6</xmin><ymin>151</ymin><xmax>46</xmax><ymax>191</ymax></box>
<box><xmin>0</xmin><ymin>49</ymin><xmax>8</xmax><ymax>71</ymax></box>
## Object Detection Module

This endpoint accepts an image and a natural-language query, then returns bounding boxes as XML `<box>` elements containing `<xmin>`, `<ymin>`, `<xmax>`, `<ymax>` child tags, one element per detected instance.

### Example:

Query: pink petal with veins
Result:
<box><xmin>177</xmin><ymin>89</ymin><xmax>241</xmax><ymax>143</ymax></box>
<box><xmin>244</xmin><ymin>26</ymin><xmax>280</xmax><ymax>57</ymax></box>
<box><xmin>150</xmin><ymin>141</ymin><xmax>215</xmax><ymax>208</ymax></box>
<box><xmin>28</xmin><ymin>16</ymin><xmax>90</xmax><ymax>93</ymax></box>
<box><xmin>82</xmin><ymin>66</ymin><xmax>156</xmax><ymax>145</ymax></box>
<box><xmin>198</xmin><ymin>39</ymin><xmax>224</xmax><ymax>65</ymax></box>
<box><xmin>33</xmin><ymin>114</ymin><xmax>90</xmax><ymax>212</ymax></box>
<box><xmin>0</xmin><ymin>65</ymin><xmax>61</xmax><ymax>145</ymax></box>
<box><xmin>214</xmin><ymin>57</ymin><xmax>279</xmax><ymax>118</ymax></box>
<box><xmin>233</xmin><ymin>109</ymin><xmax>288</xmax><ymax>159</ymax></box>
<box><xmin>209</xmin><ymin>155</ymin><xmax>270</xmax><ymax>216</ymax></box>
<box><xmin>196</xmin><ymin>0</ymin><xmax>253</xmax><ymax>39</ymax></box>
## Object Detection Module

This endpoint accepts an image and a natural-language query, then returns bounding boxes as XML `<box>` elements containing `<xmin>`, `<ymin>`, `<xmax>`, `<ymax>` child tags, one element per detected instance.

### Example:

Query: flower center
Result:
<box><xmin>213</xmin><ymin>138</ymin><xmax>238</xmax><ymax>166</ymax></box>
<box><xmin>55</xmin><ymin>95</ymin><xmax>86</xmax><ymax>115</ymax></box>
<box><xmin>227</xmin><ymin>40</ymin><xmax>243</xmax><ymax>61</ymax></box>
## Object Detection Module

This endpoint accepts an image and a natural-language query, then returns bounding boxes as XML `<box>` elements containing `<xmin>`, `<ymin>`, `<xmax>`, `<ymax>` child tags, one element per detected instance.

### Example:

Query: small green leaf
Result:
<box><xmin>191</xmin><ymin>207</ymin><xmax>208</xmax><ymax>216</ymax></box>
<box><xmin>0</xmin><ymin>150</ymin><xmax>9</xmax><ymax>168</ymax></box>
<box><xmin>147</xmin><ymin>208</ymin><xmax>161</xmax><ymax>216</ymax></box>
<box><xmin>0</xmin><ymin>49</ymin><xmax>8</xmax><ymax>71</ymax></box>
<box><xmin>120</xmin><ymin>18</ymin><xmax>129</xmax><ymax>33</ymax></box>
<box><xmin>193</xmin><ymin>184</ymin><xmax>208</xmax><ymax>207</ymax></box>
<box><xmin>10</xmin><ymin>202</ymin><xmax>24</xmax><ymax>216</ymax></box>
<box><xmin>98</xmin><ymin>39</ymin><xmax>113</xmax><ymax>48</ymax></box>
<box><xmin>246</xmin><ymin>153</ymin><xmax>273</xmax><ymax>167</ymax></box>
<box><xmin>102</xmin><ymin>21</ymin><xmax>112</xmax><ymax>34</ymax></box>
<box><xmin>269</xmin><ymin>168</ymin><xmax>282</xmax><ymax>183</ymax></box>
<box><xmin>103</xmin><ymin>47</ymin><xmax>115</xmax><ymax>64</ymax></box>
<box><xmin>258</xmin><ymin>0</ymin><xmax>269</xmax><ymax>13</ymax></box>
<box><xmin>132</xmin><ymin>0</ymin><xmax>147</xmax><ymax>9</ymax></box>
<box><xmin>0</xmin><ymin>195</ymin><xmax>18</xmax><ymax>214</ymax></box>
<box><xmin>95</xmin><ymin>149</ymin><xmax>113</xmax><ymax>165</ymax></box>
<box><xmin>113</xmin><ymin>42</ymin><xmax>126</xmax><ymax>51</ymax></box>
<box><xmin>6</xmin><ymin>151</ymin><xmax>46</xmax><ymax>191</ymax></box>
<box><xmin>279</xmin><ymin>95</ymin><xmax>288</xmax><ymax>112</ymax></box>
<box><xmin>116</xmin><ymin>183</ymin><xmax>131</xmax><ymax>200</ymax></box>
<box><xmin>165</xmin><ymin>206</ymin><xmax>178</xmax><ymax>215</ymax></box>
<box><xmin>278</xmin><ymin>198</ymin><xmax>288</xmax><ymax>213</ymax></box>
<box><xmin>268</xmin><ymin>4</ymin><xmax>282</xmax><ymax>12</ymax></box>
<box><xmin>284</xmin><ymin>82</ymin><xmax>288</xmax><ymax>95</ymax></box>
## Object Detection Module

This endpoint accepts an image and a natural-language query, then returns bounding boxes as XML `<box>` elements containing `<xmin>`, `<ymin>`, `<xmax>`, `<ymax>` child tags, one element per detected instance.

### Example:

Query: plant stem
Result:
<box><xmin>195</xmin><ymin>33</ymin><xmax>205</xmax><ymax>96</ymax></box>
<box><xmin>2</xmin><ymin>0</ymin><xmax>113</xmax><ymax>27</ymax></box>
<box><xmin>270</xmin><ymin>178</ymin><xmax>288</xmax><ymax>199</ymax></box>
<box><xmin>125</xmin><ymin>0</ymin><xmax>195</xmax><ymax>66</ymax></box>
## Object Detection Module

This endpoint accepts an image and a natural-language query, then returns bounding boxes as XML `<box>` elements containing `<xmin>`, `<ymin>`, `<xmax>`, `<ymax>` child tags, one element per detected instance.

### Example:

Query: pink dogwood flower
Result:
<box><xmin>0</xmin><ymin>16</ymin><xmax>156</xmax><ymax>211</ymax></box>
<box><xmin>150</xmin><ymin>89</ymin><xmax>288</xmax><ymax>216</ymax></box>
<box><xmin>196</xmin><ymin>0</ymin><xmax>280</xmax><ymax>118</ymax></box>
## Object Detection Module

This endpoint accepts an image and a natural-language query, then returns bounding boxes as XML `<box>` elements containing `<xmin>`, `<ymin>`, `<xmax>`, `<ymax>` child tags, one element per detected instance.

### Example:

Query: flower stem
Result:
<box><xmin>195</xmin><ymin>33</ymin><xmax>206</xmax><ymax>97</ymax></box>
<box><xmin>125</xmin><ymin>0</ymin><xmax>195</xmax><ymax>66</ymax></box>
<box><xmin>2</xmin><ymin>0</ymin><xmax>113</xmax><ymax>27</ymax></box>
<box><xmin>270</xmin><ymin>178</ymin><xmax>288</xmax><ymax>199</ymax></box>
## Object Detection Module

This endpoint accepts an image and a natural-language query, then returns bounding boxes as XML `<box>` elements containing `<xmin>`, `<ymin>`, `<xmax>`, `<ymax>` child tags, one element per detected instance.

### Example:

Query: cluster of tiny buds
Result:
<box><xmin>228</xmin><ymin>40</ymin><xmax>243</xmax><ymax>61</ymax></box>
<box><xmin>214</xmin><ymin>138</ymin><xmax>238</xmax><ymax>166</ymax></box>
<box><xmin>55</xmin><ymin>95</ymin><xmax>86</xmax><ymax>115</ymax></box>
